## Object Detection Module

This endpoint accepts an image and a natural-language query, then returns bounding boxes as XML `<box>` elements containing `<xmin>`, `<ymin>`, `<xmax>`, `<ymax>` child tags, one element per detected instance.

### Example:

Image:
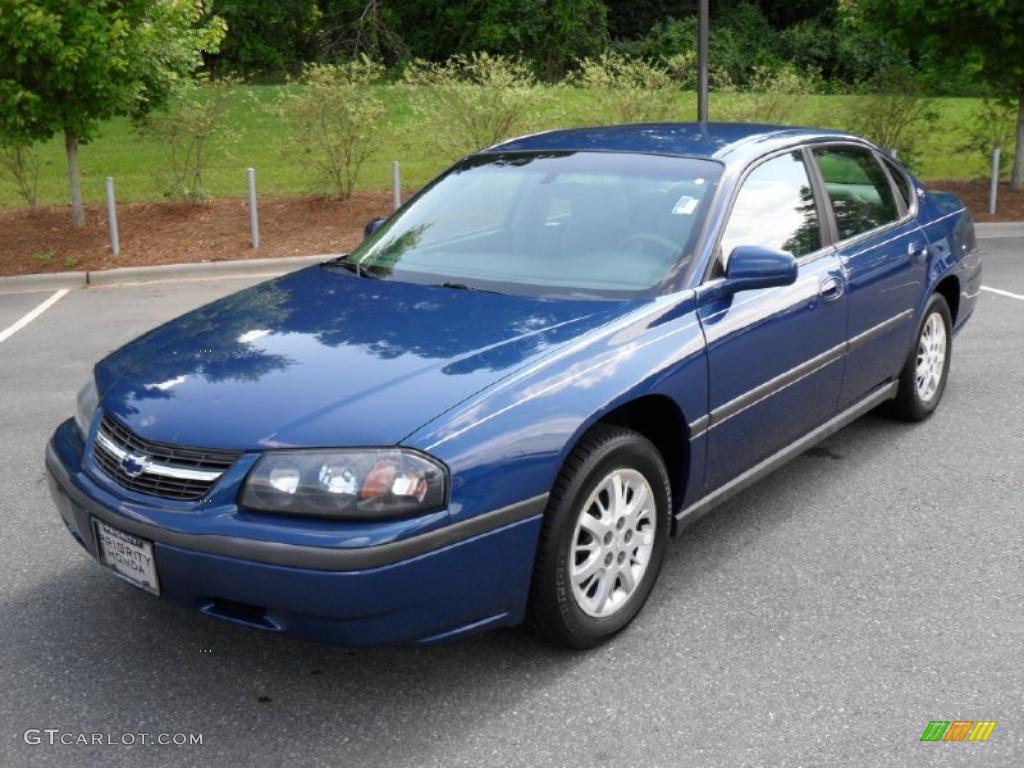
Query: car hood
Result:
<box><xmin>96</xmin><ymin>266</ymin><xmax>634</xmax><ymax>450</ymax></box>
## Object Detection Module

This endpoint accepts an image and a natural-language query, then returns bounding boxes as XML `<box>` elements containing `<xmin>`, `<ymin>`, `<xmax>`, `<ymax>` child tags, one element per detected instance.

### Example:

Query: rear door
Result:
<box><xmin>699</xmin><ymin>148</ymin><xmax>847</xmax><ymax>492</ymax></box>
<box><xmin>809</xmin><ymin>145</ymin><xmax>926</xmax><ymax>408</ymax></box>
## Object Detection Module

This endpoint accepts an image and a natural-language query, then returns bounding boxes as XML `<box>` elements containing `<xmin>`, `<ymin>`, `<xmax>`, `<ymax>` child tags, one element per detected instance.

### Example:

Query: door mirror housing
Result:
<box><xmin>364</xmin><ymin>217</ymin><xmax>386</xmax><ymax>239</ymax></box>
<box><xmin>702</xmin><ymin>245</ymin><xmax>798</xmax><ymax>302</ymax></box>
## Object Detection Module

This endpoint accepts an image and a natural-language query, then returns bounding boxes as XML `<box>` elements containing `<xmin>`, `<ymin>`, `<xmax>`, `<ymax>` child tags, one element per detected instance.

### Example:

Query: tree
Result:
<box><xmin>208</xmin><ymin>0</ymin><xmax>318</xmax><ymax>78</ymax></box>
<box><xmin>0</xmin><ymin>1</ymin><xmax>225</xmax><ymax>227</ymax></box>
<box><xmin>853</xmin><ymin>0</ymin><xmax>1024</xmax><ymax>189</ymax></box>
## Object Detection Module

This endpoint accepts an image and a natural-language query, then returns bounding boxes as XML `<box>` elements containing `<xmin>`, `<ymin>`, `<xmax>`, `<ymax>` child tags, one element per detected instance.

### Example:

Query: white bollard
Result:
<box><xmin>105</xmin><ymin>177</ymin><xmax>120</xmax><ymax>256</ymax></box>
<box><xmin>391</xmin><ymin>160</ymin><xmax>401</xmax><ymax>211</ymax></box>
<box><xmin>247</xmin><ymin>167</ymin><xmax>260</xmax><ymax>250</ymax></box>
<box><xmin>989</xmin><ymin>147</ymin><xmax>1001</xmax><ymax>216</ymax></box>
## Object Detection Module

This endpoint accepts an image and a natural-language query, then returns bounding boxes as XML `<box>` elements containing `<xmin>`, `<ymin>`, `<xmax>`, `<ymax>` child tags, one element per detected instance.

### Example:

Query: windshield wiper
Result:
<box><xmin>430</xmin><ymin>281</ymin><xmax>503</xmax><ymax>295</ymax></box>
<box><xmin>321</xmin><ymin>255</ymin><xmax>379</xmax><ymax>279</ymax></box>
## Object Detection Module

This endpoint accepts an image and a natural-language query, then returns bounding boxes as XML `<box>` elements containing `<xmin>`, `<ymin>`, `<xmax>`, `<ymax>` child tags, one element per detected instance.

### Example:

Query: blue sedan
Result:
<box><xmin>46</xmin><ymin>123</ymin><xmax>981</xmax><ymax>648</ymax></box>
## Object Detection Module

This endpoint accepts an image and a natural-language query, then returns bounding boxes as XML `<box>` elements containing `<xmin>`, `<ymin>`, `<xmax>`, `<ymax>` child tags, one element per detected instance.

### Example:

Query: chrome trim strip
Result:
<box><xmin>675</xmin><ymin>380</ymin><xmax>898</xmax><ymax>531</ymax></box>
<box><xmin>48</xmin><ymin>440</ymin><xmax>549</xmax><ymax>572</ymax></box>
<box><xmin>688</xmin><ymin>415</ymin><xmax>710</xmax><ymax>439</ymax></box>
<box><xmin>847</xmin><ymin>309</ymin><xmax>914</xmax><ymax>352</ymax></box>
<box><xmin>708</xmin><ymin>309</ymin><xmax>913</xmax><ymax>431</ymax></box>
<box><xmin>710</xmin><ymin>342</ymin><xmax>846</xmax><ymax>428</ymax></box>
<box><xmin>94</xmin><ymin>430</ymin><xmax>223</xmax><ymax>483</ymax></box>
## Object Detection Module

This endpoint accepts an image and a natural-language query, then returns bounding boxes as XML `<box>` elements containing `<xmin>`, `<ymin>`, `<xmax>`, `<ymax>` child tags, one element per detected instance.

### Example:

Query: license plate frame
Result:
<box><xmin>93</xmin><ymin>518</ymin><xmax>161</xmax><ymax>596</ymax></box>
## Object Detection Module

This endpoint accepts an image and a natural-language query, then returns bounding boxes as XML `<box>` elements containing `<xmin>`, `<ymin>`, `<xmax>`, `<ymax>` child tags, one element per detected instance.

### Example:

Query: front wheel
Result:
<box><xmin>527</xmin><ymin>425</ymin><xmax>671</xmax><ymax>649</ymax></box>
<box><xmin>890</xmin><ymin>294</ymin><xmax>953</xmax><ymax>421</ymax></box>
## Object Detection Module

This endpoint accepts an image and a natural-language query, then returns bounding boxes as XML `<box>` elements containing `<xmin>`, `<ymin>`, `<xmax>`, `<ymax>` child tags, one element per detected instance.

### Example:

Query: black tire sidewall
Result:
<box><xmin>542</xmin><ymin>431</ymin><xmax>671</xmax><ymax>647</ymax></box>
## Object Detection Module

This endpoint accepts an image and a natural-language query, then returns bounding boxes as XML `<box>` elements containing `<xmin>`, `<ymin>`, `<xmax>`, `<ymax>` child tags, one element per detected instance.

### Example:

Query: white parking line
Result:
<box><xmin>981</xmin><ymin>285</ymin><xmax>1024</xmax><ymax>301</ymax></box>
<box><xmin>0</xmin><ymin>288</ymin><xmax>70</xmax><ymax>344</ymax></box>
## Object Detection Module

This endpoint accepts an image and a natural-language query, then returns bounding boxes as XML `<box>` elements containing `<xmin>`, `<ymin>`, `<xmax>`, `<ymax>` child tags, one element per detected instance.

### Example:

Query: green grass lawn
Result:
<box><xmin>0</xmin><ymin>86</ymin><xmax>991</xmax><ymax>208</ymax></box>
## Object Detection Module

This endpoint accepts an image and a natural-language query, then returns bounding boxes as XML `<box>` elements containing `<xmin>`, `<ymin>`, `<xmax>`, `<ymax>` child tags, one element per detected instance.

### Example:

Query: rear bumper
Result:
<box><xmin>45</xmin><ymin>422</ymin><xmax>545</xmax><ymax>646</ymax></box>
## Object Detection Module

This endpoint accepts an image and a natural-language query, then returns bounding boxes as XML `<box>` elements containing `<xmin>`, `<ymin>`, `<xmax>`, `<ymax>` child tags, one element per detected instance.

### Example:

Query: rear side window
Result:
<box><xmin>719</xmin><ymin>151</ymin><xmax>822</xmax><ymax>261</ymax></box>
<box><xmin>813</xmin><ymin>147</ymin><xmax>900</xmax><ymax>240</ymax></box>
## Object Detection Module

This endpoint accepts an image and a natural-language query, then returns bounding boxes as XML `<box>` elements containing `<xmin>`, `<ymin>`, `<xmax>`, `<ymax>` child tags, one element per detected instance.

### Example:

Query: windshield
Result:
<box><xmin>347</xmin><ymin>151</ymin><xmax>721</xmax><ymax>299</ymax></box>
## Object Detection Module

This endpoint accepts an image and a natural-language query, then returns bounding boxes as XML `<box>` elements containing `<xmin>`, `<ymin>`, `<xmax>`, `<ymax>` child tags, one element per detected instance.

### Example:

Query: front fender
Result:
<box><xmin>402</xmin><ymin>293</ymin><xmax>709</xmax><ymax>525</ymax></box>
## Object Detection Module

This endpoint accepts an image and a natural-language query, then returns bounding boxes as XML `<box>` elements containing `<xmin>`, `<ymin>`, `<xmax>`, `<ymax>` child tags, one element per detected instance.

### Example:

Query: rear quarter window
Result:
<box><xmin>882</xmin><ymin>156</ymin><xmax>914</xmax><ymax>211</ymax></box>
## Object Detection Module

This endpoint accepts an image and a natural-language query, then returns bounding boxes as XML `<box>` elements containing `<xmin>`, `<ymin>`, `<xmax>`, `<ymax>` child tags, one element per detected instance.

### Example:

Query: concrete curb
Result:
<box><xmin>0</xmin><ymin>254</ymin><xmax>336</xmax><ymax>294</ymax></box>
<box><xmin>85</xmin><ymin>253</ymin><xmax>333</xmax><ymax>288</ymax></box>
<box><xmin>0</xmin><ymin>271</ymin><xmax>88</xmax><ymax>295</ymax></box>
<box><xmin>975</xmin><ymin>222</ymin><xmax>1024</xmax><ymax>240</ymax></box>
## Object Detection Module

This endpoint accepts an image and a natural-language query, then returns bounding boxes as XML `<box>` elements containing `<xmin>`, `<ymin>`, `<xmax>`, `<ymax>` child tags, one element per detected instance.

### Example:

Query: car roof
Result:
<box><xmin>486</xmin><ymin>122</ymin><xmax>859</xmax><ymax>163</ymax></box>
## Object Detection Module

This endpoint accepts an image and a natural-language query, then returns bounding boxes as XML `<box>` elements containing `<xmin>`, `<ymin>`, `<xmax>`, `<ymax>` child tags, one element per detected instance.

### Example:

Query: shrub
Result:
<box><xmin>957</xmin><ymin>99</ymin><xmax>1017</xmax><ymax>178</ymax></box>
<box><xmin>713</xmin><ymin>64</ymin><xmax>817</xmax><ymax>125</ymax></box>
<box><xmin>0</xmin><ymin>139</ymin><xmax>40</xmax><ymax>208</ymax></box>
<box><xmin>572</xmin><ymin>52</ymin><xmax>678</xmax><ymax>124</ymax></box>
<box><xmin>839</xmin><ymin>67</ymin><xmax>940</xmax><ymax>169</ymax></box>
<box><xmin>144</xmin><ymin>79</ymin><xmax>237</xmax><ymax>204</ymax></box>
<box><xmin>402</xmin><ymin>53</ymin><xmax>542</xmax><ymax>157</ymax></box>
<box><xmin>278</xmin><ymin>57</ymin><xmax>387</xmax><ymax>199</ymax></box>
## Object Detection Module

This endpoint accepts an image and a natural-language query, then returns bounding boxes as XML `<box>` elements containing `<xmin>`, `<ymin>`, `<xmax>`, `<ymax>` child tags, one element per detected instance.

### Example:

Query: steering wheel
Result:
<box><xmin>616</xmin><ymin>233</ymin><xmax>680</xmax><ymax>258</ymax></box>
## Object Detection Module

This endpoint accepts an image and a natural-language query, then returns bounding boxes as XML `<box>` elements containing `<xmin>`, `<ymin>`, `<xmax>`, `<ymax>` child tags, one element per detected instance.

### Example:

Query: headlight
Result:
<box><xmin>75</xmin><ymin>376</ymin><xmax>99</xmax><ymax>436</ymax></box>
<box><xmin>239</xmin><ymin>449</ymin><xmax>447</xmax><ymax>520</ymax></box>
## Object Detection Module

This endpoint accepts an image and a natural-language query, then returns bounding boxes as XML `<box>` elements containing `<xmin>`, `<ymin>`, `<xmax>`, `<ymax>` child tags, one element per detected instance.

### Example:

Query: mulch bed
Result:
<box><xmin>0</xmin><ymin>194</ymin><xmax>396</xmax><ymax>277</ymax></box>
<box><xmin>0</xmin><ymin>180</ymin><xmax>1020</xmax><ymax>278</ymax></box>
<box><xmin>929</xmin><ymin>180</ymin><xmax>1024</xmax><ymax>223</ymax></box>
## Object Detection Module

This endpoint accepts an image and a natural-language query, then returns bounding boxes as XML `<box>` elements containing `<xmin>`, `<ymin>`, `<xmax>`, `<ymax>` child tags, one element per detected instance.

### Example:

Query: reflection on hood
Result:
<box><xmin>96</xmin><ymin>266</ymin><xmax>637</xmax><ymax>449</ymax></box>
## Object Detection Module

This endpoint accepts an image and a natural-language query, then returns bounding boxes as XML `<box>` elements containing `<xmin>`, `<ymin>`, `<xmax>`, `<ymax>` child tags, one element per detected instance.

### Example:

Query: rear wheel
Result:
<box><xmin>890</xmin><ymin>294</ymin><xmax>952</xmax><ymax>421</ymax></box>
<box><xmin>527</xmin><ymin>425</ymin><xmax>671</xmax><ymax>649</ymax></box>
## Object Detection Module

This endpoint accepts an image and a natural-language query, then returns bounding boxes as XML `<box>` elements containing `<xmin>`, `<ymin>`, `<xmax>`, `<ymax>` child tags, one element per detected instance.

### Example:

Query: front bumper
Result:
<box><xmin>46</xmin><ymin>421</ymin><xmax>546</xmax><ymax>645</ymax></box>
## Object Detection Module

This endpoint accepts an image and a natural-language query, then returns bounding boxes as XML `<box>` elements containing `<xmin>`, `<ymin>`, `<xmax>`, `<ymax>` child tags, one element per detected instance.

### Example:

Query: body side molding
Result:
<box><xmin>675</xmin><ymin>379</ymin><xmax>898</xmax><ymax>532</ymax></box>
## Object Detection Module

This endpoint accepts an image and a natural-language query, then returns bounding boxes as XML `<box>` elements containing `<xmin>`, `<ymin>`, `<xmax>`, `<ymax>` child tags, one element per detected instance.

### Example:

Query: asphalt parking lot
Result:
<box><xmin>1</xmin><ymin>236</ymin><xmax>1022</xmax><ymax>768</ymax></box>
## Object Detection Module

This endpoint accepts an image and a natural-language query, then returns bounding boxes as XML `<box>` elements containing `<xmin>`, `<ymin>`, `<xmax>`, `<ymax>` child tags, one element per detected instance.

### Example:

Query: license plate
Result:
<box><xmin>93</xmin><ymin>519</ymin><xmax>160</xmax><ymax>595</ymax></box>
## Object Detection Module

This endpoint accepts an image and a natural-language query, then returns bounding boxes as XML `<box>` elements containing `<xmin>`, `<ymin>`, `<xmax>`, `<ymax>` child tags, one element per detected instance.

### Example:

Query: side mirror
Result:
<box><xmin>364</xmin><ymin>217</ymin><xmax>386</xmax><ymax>239</ymax></box>
<box><xmin>702</xmin><ymin>245</ymin><xmax>797</xmax><ymax>302</ymax></box>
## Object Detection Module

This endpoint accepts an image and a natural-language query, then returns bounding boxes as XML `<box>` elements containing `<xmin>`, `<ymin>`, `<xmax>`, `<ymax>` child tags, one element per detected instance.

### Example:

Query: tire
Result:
<box><xmin>527</xmin><ymin>424</ymin><xmax>671</xmax><ymax>649</ymax></box>
<box><xmin>890</xmin><ymin>294</ymin><xmax>953</xmax><ymax>421</ymax></box>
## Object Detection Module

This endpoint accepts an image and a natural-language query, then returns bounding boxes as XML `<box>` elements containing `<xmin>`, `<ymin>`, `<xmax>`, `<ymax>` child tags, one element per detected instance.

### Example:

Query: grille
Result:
<box><xmin>92</xmin><ymin>413</ymin><xmax>241</xmax><ymax>501</ymax></box>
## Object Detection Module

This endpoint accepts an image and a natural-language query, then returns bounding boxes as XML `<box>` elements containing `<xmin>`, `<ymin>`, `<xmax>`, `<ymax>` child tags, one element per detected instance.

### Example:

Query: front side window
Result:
<box><xmin>813</xmin><ymin>147</ymin><xmax>900</xmax><ymax>240</ymax></box>
<box><xmin>719</xmin><ymin>151</ymin><xmax>822</xmax><ymax>262</ymax></box>
<box><xmin>348</xmin><ymin>152</ymin><xmax>722</xmax><ymax>299</ymax></box>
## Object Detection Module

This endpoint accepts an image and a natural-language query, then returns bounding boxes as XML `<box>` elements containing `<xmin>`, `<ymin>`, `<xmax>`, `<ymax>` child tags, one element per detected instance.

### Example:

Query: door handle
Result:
<box><xmin>908</xmin><ymin>241</ymin><xmax>927</xmax><ymax>262</ymax></box>
<box><xmin>819</xmin><ymin>276</ymin><xmax>844</xmax><ymax>303</ymax></box>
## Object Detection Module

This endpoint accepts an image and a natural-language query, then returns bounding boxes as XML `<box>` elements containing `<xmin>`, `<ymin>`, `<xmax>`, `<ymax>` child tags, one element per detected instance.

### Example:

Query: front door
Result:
<box><xmin>699</xmin><ymin>149</ymin><xmax>847</xmax><ymax>492</ymax></box>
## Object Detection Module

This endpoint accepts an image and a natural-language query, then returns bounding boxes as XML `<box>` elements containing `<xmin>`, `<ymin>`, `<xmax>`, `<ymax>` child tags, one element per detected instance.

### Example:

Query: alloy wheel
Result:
<box><xmin>569</xmin><ymin>468</ymin><xmax>656</xmax><ymax>618</ymax></box>
<box><xmin>915</xmin><ymin>311</ymin><xmax>947</xmax><ymax>402</ymax></box>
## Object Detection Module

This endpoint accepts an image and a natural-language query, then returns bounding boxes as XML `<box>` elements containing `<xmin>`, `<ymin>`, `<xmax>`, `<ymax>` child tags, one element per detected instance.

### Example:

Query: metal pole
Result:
<box><xmin>105</xmin><ymin>176</ymin><xmax>120</xmax><ymax>256</ymax></box>
<box><xmin>989</xmin><ymin>147</ymin><xmax>1001</xmax><ymax>216</ymax></box>
<box><xmin>697</xmin><ymin>0</ymin><xmax>709</xmax><ymax>122</ymax></box>
<box><xmin>247</xmin><ymin>167</ymin><xmax>259</xmax><ymax>250</ymax></box>
<box><xmin>391</xmin><ymin>160</ymin><xmax>401</xmax><ymax>211</ymax></box>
